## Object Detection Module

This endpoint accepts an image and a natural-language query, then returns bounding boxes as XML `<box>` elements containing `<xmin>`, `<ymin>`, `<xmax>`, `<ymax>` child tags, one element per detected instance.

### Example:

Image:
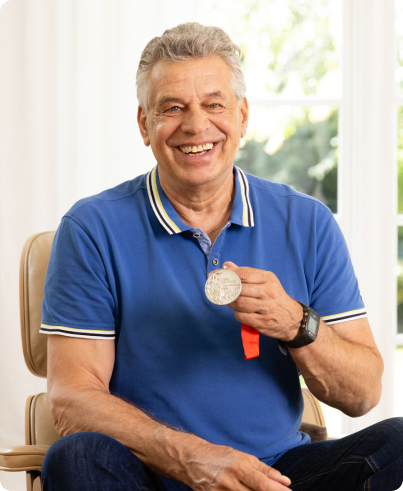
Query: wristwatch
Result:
<box><xmin>285</xmin><ymin>302</ymin><xmax>320</xmax><ymax>349</ymax></box>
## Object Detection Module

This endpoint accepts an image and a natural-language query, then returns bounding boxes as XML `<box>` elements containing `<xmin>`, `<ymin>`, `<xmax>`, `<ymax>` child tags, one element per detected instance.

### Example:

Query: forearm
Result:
<box><xmin>47</xmin><ymin>335</ymin><xmax>292</xmax><ymax>491</ymax></box>
<box><xmin>49</xmin><ymin>386</ymin><xmax>204</xmax><ymax>482</ymax></box>
<box><xmin>289</xmin><ymin>320</ymin><xmax>383</xmax><ymax>417</ymax></box>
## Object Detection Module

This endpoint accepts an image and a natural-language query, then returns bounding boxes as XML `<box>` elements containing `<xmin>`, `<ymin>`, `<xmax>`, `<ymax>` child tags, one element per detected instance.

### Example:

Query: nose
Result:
<box><xmin>180</xmin><ymin>105</ymin><xmax>210</xmax><ymax>134</ymax></box>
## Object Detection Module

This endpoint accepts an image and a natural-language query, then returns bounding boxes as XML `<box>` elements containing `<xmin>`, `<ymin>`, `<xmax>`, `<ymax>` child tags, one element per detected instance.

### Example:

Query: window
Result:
<box><xmin>396</xmin><ymin>0</ymin><xmax>403</xmax><ymax>417</ymax></box>
<box><xmin>196</xmin><ymin>0</ymin><xmax>398</xmax><ymax>435</ymax></box>
<box><xmin>197</xmin><ymin>0</ymin><xmax>341</xmax><ymax>212</ymax></box>
<box><xmin>197</xmin><ymin>0</ymin><xmax>343</xmax><ymax>435</ymax></box>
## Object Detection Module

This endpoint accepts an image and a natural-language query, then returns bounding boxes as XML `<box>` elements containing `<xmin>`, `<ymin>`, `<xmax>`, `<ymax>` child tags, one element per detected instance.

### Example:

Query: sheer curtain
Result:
<box><xmin>0</xmin><ymin>1</ymin><xmax>195</xmax><ymax>489</ymax></box>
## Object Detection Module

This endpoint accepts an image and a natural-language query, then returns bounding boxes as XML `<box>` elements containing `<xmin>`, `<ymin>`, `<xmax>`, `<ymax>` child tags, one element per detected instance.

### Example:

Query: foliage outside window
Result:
<box><xmin>196</xmin><ymin>0</ymin><xmax>341</xmax><ymax>212</ymax></box>
<box><xmin>236</xmin><ymin>106</ymin><xmax>338</xmax><ymax>212</ymax></box>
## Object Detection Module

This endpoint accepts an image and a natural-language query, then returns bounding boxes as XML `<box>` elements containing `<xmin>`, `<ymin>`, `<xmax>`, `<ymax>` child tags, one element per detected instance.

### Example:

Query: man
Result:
<box><xmin>40</xmin><ymin>23</ymin><xmax>402</xmax><ymax>491</ymax></box>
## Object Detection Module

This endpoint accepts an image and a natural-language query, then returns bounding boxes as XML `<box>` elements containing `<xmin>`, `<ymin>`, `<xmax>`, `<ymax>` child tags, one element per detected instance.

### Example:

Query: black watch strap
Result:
<box><xmin>285</xmin><ymin>302</ymin><xmax>320</xmax><ymax>349</ymax></box>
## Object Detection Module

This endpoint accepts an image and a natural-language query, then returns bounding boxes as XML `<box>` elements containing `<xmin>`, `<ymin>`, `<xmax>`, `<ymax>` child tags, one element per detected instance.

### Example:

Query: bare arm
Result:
<box><xmin>289</xmin><ymin>317</ymin><xmax>383</xmax><ymax>417</ymax></box>
<box><xmin>47</xmin><ymin>335</ymin><xmax>291</xmax><ymax>490</ymax></box>
<box><xmin>225</xmin><ymin>264</ymin><xmax>383</xmax><ymax>417</ymax></box>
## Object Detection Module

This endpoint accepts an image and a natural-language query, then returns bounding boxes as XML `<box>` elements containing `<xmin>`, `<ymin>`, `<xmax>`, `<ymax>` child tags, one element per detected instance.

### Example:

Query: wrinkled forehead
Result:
<box><xmin>149</xmin><ymin>57</ymin><xmax>235</xmax><ymax>107</ymax></box>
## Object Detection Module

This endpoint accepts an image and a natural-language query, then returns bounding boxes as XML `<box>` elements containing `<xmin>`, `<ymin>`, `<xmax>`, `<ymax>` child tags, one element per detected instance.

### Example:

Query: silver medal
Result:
<box><xmin>205</xmin><ymin>269</ymin><xmax>242</xmax><ymax>305</ymax></box>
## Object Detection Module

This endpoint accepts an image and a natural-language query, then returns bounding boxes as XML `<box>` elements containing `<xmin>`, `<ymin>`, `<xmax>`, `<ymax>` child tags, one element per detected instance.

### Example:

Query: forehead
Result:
<box><xmin>149</xmin><ymin>56</ymin><xmax>235</xmax><ymax>106</ymax></box>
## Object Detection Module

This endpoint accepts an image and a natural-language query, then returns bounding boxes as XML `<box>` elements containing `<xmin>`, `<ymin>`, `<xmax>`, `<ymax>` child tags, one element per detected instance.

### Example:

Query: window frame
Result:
<box><xmin>195</xmin><ymin>0</ymin><xmax>398</xmax><ymax>432</ymax></box>
<box><xmin>339</xmin><ymin>0</ymin><xmax>396</xmax><ymax>433</ymax></box>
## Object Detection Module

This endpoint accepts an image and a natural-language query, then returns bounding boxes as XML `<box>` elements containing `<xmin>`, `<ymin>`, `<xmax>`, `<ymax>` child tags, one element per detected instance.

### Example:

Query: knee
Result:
<box><xmin>44</xmin><ymin>431</ymin><xmax>111</xmax><ymax>461</ymax></box>
<box><xmin>377</xmin><ymin>417</ymin><xmax>403</xmax><ymax>434</ymax></box>
<box><xmin>370</xmin><ymin>418</ymin><xmax>403</xmax><ymax>446</ymax></box>
<box><xmin>42</xmin><ymin>431</ymin><xmax>117</xmax><ymax>480</ymax></box>
<box><xmin>41</xmin><ymin>432</ymin><xmax>154</xmax><ymax>491</ymax></box>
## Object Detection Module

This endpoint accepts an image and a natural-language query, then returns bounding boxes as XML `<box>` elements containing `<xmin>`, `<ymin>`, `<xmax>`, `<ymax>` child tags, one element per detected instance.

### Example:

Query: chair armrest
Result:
<box><xmin>0</xmin><ymin>445</ymin><xmax>49</xmax><ymax>472</ymax></box>
<box><xmin>299</xmin><ymin>422</ymin><xmax>328</xmax><ymax>442</ymax></box>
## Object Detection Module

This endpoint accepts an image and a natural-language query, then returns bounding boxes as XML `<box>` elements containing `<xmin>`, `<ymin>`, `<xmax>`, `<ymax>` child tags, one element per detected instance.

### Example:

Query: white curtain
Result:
<box><xmin>0</xmin><ymin>1</ymin><xmax>195</xmax><ymax>489</ymax></box>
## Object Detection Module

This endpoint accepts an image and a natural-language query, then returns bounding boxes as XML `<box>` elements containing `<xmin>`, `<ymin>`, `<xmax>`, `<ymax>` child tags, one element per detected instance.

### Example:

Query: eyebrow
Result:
<box><xmin>156</xmin><ymin>91</ymin><xmax>227</xmax><ymax>109</ymax></box>
<box><xmin>156</xmin><ymin>96</ymin><xmax>183</xmax><ymax>109</ymax></box>
<box><xmin>205</xmin><ymin>91</ymin><xmax>225</xmax><ymax>99</ymax></box>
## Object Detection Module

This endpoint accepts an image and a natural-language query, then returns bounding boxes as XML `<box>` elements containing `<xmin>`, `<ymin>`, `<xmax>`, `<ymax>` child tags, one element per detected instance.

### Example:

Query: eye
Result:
<box><xmin>168</xmin><ymin>106</ymin><xmax>181</xmax><ymax>112</ymax></box>
<box><xmin>209</xmin><ymin>103</ymin><xmax>221</xmax><ymax>108</ymax></box>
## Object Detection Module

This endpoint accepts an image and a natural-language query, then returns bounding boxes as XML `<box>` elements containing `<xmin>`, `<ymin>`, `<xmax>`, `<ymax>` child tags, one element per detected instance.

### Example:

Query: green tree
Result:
<box><xmin>197</xmin><ymin>0</ymin><xmax>341</xmax><ymax>212</ymax></box>
<box><xmin>235</xmin><ymin>109</ymin><xmax>338</xmax><ymax>212</ymax></box>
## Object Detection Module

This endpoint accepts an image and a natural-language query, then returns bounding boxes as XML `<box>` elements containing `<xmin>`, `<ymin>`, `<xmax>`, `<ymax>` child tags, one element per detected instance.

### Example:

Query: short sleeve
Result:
<box><xmin>40</xmin><ymin>216</ymin><xmax>116</xmax><ymax>339</ymax></box>
<box><xmin>310</xmin><ymin>211</ymin><xmax>366</xmax><ymax>325</ymax></box>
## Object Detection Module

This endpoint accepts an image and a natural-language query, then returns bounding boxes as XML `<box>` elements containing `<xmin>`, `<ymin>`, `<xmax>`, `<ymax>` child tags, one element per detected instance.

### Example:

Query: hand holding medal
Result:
<box><xmin>206</xmin><ymin>262</ymin><xmax>305</xmax><ymax>360</ymax></box>
<box><xmin>205</xmin><ymin>265</ymin><xmax>260</xmax><ymax>360</ymax></box>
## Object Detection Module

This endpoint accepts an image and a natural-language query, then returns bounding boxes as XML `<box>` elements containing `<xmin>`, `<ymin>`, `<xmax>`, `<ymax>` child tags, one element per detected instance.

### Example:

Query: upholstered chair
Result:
<box><xmin>0</xmin><ymin>231</ymin><xmax>327</xmax><ymax>491</ymax></box>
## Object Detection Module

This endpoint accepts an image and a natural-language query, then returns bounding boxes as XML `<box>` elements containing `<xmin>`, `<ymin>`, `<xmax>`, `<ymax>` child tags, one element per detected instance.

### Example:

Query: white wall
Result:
<box><xmin>0</xmin><ymin>0</ymin><xmax>400</xmax><ymax>489</ymax></box>
<box><xmin>338</xmin><ymin>0</ymin><xmax>396</xmax><ymax>435</ymax></box>
<box><xmin>0</xmin><ymin>1</ymin><xmax>195</xmax><ymax>489</ymax></box>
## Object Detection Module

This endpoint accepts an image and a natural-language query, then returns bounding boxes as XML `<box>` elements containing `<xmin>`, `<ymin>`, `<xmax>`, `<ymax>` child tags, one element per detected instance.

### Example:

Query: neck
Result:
<box><xmin>158</xmin><ymin>167</ymin><xmax>235</xmax><ymax>244</ymax></box>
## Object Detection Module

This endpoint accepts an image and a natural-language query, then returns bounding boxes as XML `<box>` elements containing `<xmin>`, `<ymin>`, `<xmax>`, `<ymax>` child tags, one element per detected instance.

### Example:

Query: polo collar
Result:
<box><xmin>146</xmin><ymin>165</ymin><xmax>254</xmax><ymax>235</ymax></box>
<box><xmin>231</xmin><ymin>165</ymin><xmax>255</xmax><ymax>228</ymax></box>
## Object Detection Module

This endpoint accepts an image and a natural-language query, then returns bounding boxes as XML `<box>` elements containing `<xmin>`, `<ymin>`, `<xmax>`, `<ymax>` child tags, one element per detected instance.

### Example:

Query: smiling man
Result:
<box><xmin>138</xmin><ymin>54</ymin><xmax>248</xmax><ymax>243</ymax></box>
<box><xmin>40</xmin><ymin>23</ymin><xmax>403</xmax><ymax>491</ymax></box>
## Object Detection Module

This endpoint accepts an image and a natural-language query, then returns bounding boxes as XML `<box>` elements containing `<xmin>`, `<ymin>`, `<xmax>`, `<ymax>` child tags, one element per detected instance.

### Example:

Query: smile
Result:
<box><xmin>178</xmin><ymin>142</ymin><xmax>216</xmax><ymax>156</ymax></box>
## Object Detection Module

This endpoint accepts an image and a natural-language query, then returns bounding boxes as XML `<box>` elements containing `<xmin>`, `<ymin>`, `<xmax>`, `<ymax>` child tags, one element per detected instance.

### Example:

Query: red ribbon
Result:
<box><xmin>241</xmin><ymin>324</ymin><xmax>260</xmax><ymax>359</ymax></box>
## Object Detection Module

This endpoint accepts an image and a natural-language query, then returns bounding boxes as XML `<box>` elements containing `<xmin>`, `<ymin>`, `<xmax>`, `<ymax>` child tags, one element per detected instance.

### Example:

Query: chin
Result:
<box><xmin>181</xmin><ymin>168</ymin><xmax>227</xmax><ymax>186</ymax></box>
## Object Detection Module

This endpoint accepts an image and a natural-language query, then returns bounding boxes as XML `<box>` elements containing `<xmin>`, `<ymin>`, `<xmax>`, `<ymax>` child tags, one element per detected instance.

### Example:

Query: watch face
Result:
<box><xmin>306</xmin><ymin>313</ymin><xmax>319</xmax><ymax>335</ymax></box>
<box><xmin>286</xmin><ymin>305</ymin><xmax>320</xmax><ymax>348</ymax></box>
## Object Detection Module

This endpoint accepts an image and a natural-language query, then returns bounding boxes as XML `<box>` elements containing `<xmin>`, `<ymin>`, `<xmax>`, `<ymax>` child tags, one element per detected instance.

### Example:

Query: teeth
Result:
<box><xmin>179</xmin><ymin>143</ymin><xmax>214</xmax><ymax>154</ymax></box>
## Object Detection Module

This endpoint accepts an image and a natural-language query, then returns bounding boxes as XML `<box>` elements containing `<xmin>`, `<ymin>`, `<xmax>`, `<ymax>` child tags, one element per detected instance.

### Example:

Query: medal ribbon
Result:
<box><xmin>241</xmin><ymin>324</ymin><xmax>260</xmax><ymax>359</ymax></box>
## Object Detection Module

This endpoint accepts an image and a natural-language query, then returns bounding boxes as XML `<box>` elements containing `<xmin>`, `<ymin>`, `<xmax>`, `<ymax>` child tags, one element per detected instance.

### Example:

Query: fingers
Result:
<box><xmin>247</xmin><ymin>459</ymin><xmax>291</xmax><ymax>489</ymax></box>
<box><xmin>223</xmin><ymin>263</ymin><xmax>275</xmax><ymax>285</ymax></box>
<box><xmin>233</xmin><ymin>311</ymin><xmax>264</xmax><ymax>328</ymax></box>
<box><xmin>228</xmin><ymin>295</ymin><xmax>264</xmax><ymax>314</ymax></box>
<box><xmin>223</xmin><ymin>261</ymin><xmax>238</xmax><ymax>268</ymax></box>
<box><xmin>241</xmin><ymin>464</ymin><xmax>291</xmax><ymax>491</ymax></box>
<box><xmin>237</xmin><ymin>283</ymin><xmax>267</xmax><ymax>299</ymax></box>
<box><xmin>229</xmin><ymin>284</ymin><xmax>275</xmax><ymax>313</ymax></box>
<box><xmin>258</xmin><ymin>463</ymin><xmax>291</xmax><ymax>487</ymax></box>
<box><xmin>184</xmin><ymin>442</ymin><xmax>291</xmax><ymax>491</ymax></box>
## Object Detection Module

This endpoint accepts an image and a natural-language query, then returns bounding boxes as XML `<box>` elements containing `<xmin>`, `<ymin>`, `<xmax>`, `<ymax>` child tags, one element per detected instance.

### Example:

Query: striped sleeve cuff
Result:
<box><xmin>321</xmin><ymin>308</ymin><xmax>367</xmax><ymax>325</ymax></box>
<box><xmin>40</xmin><ymin>324</ymin><xmax>115</xmax><ymax>339</ymax></box>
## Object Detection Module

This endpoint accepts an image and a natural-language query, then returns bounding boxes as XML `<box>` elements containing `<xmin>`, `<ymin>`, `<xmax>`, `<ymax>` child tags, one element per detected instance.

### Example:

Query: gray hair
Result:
<box><xmin>136</xmin><ymin>22</ymin><xmax>246</xmax><ymax>112</ymax></box>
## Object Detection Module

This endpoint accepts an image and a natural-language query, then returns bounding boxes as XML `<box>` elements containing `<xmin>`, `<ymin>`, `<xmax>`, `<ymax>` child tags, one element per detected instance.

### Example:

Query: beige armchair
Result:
<box><xmin>0</xmin><ymin>232</ymin><xmax>328</xmax><ymax>491</ymax></box>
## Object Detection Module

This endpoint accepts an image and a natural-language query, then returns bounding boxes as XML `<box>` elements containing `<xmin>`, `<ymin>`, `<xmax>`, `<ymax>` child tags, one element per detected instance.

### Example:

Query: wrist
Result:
<box><xmin>137</xmin><ymin>424</ymin><xmax>201</xmax><ymax>482</ymax></box>
<box><xmin>165</xmin><ymin>429</ymin><xmax>207</xmax><ymax>484</ymax></box>
<box><xmin>282</xmin><ymin>301</ymin><xmax>304</xmax><ymax>343</ymax></box>
<box><xmin>285</xmin><ymin>302</ymin><xmax>321</xmax><ymax>349</ymax></box>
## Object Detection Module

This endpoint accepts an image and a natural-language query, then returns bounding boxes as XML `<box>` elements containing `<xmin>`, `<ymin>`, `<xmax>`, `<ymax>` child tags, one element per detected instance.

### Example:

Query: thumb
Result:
<box><xmin>223</xmin><ymin>261</ymin><xmax>238</xmax><ymax>268</ymax></box>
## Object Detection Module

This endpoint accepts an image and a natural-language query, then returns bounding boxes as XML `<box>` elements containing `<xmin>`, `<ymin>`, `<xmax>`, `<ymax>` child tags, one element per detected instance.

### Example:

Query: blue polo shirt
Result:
<box><xmin>40</xmin><ymin>166</ymin><xmax>366</xmax><ymax>465</ymax></box>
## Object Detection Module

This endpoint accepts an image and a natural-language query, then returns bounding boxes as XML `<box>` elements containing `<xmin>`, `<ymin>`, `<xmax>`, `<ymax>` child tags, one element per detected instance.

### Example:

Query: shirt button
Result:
<box><xmin>212</xmin><ymin>258</ymin><xmax>219</xmax><ymax>266</ymax></box>
<box><xmin>193</xmin><ymin>233</ymin><xmax>201</xmax><ymax>238</ymax></box>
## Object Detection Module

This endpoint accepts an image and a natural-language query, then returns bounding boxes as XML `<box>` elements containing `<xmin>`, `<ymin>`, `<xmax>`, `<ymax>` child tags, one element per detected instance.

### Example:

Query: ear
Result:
<box><xmin>239</xmin><ymin>97</ymin><xmax>249</xmax><ymax>139</ymax></box>
<box><xmin>137</xmin><ymin>106</ymin><xmax>150</xmax><ymax>146</ymax></box>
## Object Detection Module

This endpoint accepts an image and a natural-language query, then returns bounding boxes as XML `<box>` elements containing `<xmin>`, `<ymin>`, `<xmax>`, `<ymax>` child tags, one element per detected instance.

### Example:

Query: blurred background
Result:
<box><xmin>0</xmin><ymin>0</ymin><xmax>401</xmax><ymax>488</ymax></box>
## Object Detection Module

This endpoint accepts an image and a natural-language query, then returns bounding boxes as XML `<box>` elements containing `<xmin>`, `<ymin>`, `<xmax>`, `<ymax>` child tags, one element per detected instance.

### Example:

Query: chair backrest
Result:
<box><xmin>301</xmin><ymin>387</ymin><xmax>326</xmax><ymax>426</ymax></box>
<box><xmin>18</xmin><ymin>231</ymin><xmax>327</xmax><ymax>433</ymax></box>
<box><xmin>20</xmin><ymin>232</ymin><xmax>55</xmax><ymax>378</ymax></box>
<box><xmin>25</xmin><ymin>393</ymin><xmax>60</xmax><ymax>446</ymax></box>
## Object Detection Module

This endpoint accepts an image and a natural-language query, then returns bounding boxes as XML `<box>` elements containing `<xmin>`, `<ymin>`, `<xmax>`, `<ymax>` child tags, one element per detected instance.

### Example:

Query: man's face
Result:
<box><xmin>137</xmin><ymin>56</ymin><xmax>249</xmax><ymax>189</ymax></box>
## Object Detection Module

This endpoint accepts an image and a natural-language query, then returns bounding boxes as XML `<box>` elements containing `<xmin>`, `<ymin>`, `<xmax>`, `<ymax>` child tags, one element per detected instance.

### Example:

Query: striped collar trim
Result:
<box><xmin>146</xmin><ymin>165</ymin><xmax>254</xmax><ymax>235</ymax></box>
<box><xmin>147</xmin><ymin>166</ymin><xmax>182</xmax><ymax>235</ymax></box>
<box><xmin>234</xmin><ymin>166</ymin><xmax>254</xmax><ymax>227</ymax></box>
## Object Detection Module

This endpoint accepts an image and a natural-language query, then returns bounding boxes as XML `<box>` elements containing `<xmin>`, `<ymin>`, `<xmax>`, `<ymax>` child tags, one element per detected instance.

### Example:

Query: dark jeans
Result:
<box><xmin>41</xmin><ymin>418</ymin><xmax>403</xmax><ymax>491</ymax></box>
